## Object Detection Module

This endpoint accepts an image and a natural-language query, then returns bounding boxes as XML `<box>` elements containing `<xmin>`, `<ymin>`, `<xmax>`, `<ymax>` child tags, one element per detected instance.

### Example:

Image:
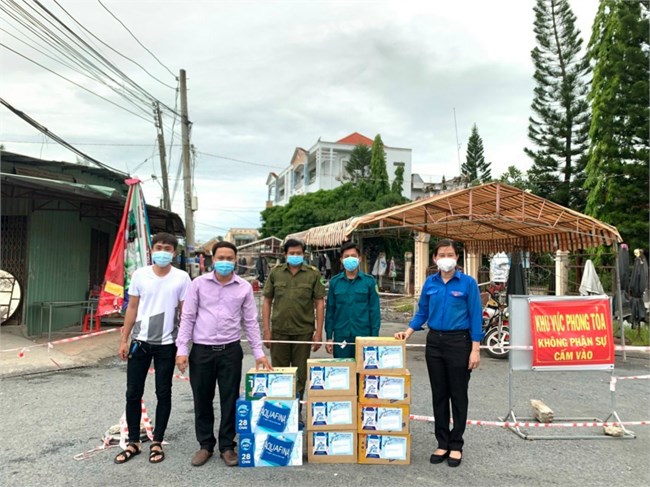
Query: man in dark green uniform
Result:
<box><xmin>325</xmin><ymin>241</ymin><xmax>381</xmax><ymax>358</ymax></box>
<box><xmin>262</xmin><ymin>239</ymin><xmax>326</xmax><ymax>400</ymax></box>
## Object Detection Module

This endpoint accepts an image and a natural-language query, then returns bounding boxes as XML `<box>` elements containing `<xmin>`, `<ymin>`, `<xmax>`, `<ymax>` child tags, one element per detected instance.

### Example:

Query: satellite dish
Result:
<box><xmin>0</xmin><ymin>269</ymin><xmax>22</xmax><ymax>324</ymax></box>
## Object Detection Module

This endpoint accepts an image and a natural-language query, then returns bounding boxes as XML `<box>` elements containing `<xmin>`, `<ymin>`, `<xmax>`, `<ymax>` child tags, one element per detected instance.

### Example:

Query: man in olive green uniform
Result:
<box><xmin>262</xmin><ymin>239</ymin><xmax>326</xmax><ymax>400</ymax></box>
<box><xmin>325</xmin><ymin>241</ymin><xmax>381</xmax><ymax>358</ymax></box>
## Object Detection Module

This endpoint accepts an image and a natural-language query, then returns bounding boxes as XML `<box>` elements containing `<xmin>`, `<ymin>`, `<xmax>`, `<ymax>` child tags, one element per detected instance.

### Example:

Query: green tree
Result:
<box><xmin>461</xmin><ymin>124</ymin><xmax>491</xmax><ymax>185</ymax></box>
<box><xmin>259</xmin><ymin>182</ymin><xmax>409</xmax><ymax>238</ymax></box>
<box><xmin>585</xmin><ymin>0</ymin><xmax>649</xmax><ymax>251</ymax></box>
<box><xmin>499</xmin><ymin>166</ymin><xmax>530</xmax><ymax>190</ymax></box>
<box><xmin>370</xmin><ymin>134</ymin><xmax>389</xmax><ymax>196</ymax></box>
<box><xmin>391</xmin><ymin>164</ymin><xmax>404</xmax><ymax>195</ymax></box>
<box><xmin>524</xmin><ymin>0</ymin><xmax>591</xmax><ymax>210</ymax></box>
<box><xmin>345</xmin><ymin>144</ymin><xmax>371</xmax><ymax>184</ymax></box>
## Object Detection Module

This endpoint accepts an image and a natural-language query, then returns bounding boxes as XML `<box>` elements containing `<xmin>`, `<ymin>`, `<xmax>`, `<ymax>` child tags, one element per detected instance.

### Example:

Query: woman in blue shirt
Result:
<box><xmin>395</xmin><ymin>239</ymin><xmax>482</xmax><ymax>467</ymax></box>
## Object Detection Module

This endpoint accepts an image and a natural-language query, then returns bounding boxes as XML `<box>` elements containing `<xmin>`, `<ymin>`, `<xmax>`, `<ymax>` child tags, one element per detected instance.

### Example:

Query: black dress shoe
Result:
<box><xmin>447</xmin><ymin>450</ymin><xmax>462</xmax><ymax>467</ymax></box>
<box><xmin>429</xmin><ymin>450</ymin><xmax>449</xmax><ymax>464</ymax></box>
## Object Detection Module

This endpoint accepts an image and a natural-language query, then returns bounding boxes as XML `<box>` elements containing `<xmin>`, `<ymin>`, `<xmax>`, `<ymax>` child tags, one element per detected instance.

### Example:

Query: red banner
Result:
<box><xmin>96</xmin><ymin>188</ymin><xmax>133</xmax><ymax>317</ymax></box>
<box><xmin>529</xmin><ymin>298</ymin><xmax>614</xmax><ymax>368</ymax></box>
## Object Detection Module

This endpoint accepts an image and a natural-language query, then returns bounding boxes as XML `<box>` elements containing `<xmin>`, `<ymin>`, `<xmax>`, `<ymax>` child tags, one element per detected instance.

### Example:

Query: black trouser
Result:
<box><xmin>125</xmin><ymin>341</ymin><xmax>177</xmax><ymax>443</ymax></box>
<box><xmin>425</xmin><ymin>329</ymin><xmax>472</xmax><ymax>451</ymax></box>
<box><xmin>189</xmin><ymin>342</ymin><xmax>243</xmax><ymax>453</ymax></box>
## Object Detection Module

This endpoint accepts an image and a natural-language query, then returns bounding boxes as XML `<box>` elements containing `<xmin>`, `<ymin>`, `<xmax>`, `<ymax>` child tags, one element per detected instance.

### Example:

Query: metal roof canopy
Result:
<box><xmin>288</xmin><ymin>182</ymin><xmax>622</xmax><ymax>252</ymax></box>
<box><xmin>2</xmin><ymin>172</ymin><xmax>185</xmax><ymax>235</ymax></box>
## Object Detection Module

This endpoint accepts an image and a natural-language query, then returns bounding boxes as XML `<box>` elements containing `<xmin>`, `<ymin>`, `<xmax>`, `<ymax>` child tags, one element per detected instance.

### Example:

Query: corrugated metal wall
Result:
<box><xmin>25</xmin><ymin>211</ymin><xmax>91</xmax><ymax>335</ymax></box>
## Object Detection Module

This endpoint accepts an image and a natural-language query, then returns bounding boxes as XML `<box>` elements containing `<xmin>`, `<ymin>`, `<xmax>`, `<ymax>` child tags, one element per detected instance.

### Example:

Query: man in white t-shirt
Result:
<box><xmin>114</xmin><ymin>233</ymin><xmax>191</xmax><ymax>465</ymax></box>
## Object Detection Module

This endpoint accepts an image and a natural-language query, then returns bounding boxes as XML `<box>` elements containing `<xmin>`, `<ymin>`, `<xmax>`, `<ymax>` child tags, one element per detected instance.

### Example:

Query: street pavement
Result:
<box><xmin>0</xmin><ymin>322</ymin><xmax>649</xmax><ymax>487</ymax></box>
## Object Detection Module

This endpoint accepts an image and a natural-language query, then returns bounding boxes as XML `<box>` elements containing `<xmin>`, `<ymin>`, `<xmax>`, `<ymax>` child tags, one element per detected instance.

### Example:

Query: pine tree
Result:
<box><xmin>370</xmin><ymin>134</ymin><xmax>390</xmax><ymax>196</ymax></box>
<box><xmin>585</xmin><ymin>0</ymin><xmax>649</xmax><ymax>251</ymax></box>
<box><xmin>345</xmin><ymin>144</ymin><xmax>371</xmax><ymax>183</ymax></box>
<box><xmin>524</xmin><ymin>0</ymin><xmax>590</xmax><ymax>210</ymax></box>
<box><xmin>461</xmin><ymin>124</ymin><xmax>491</xmax><ymax>186</ymax></box>
<box><xmin>391</xmin><ymin>164</ymin><xmax>404</xmax><ymax>195</ymax></box>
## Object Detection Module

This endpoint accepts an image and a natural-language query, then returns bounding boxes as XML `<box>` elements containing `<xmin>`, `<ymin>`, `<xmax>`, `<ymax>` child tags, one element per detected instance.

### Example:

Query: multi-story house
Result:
<box><xmin>266</xmin><ymin>132</ymin><xmax>412</xmax><ymax>207</ymax></box>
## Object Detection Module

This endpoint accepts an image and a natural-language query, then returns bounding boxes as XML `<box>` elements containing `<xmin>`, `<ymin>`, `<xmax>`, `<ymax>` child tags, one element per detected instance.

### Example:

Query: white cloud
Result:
<box><xmin>1</xmin><ymin>0</ymin><xmax>599</xmax><ymax>241</ymax></box>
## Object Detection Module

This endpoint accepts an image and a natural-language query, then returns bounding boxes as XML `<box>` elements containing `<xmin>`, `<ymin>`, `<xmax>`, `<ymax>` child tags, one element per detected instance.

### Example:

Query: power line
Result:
<box><xmin>30</xmin><ymin>0</ymin><xmax>171</xmax><ymax>111</ymax></box>
<box><xmin>196</xmin><ymin>151</ymin><xmax>284</xmax><ymax>170</ymax></box>
<box><xmin>0</xmin><ymin>43</ymin><xmax>153</xmax><ymax>123</ymax></box>
<box><xmin>96</xmin><ymin>0</ymin><xmax>176</xmax><ymax>78</ymax></box>
<box><xmin>0</xmin><ymin>2</ymin><xmax>155</xmax><ymax>116</ymax></box>
<box><xmin>0</xmin><ymin>96</ymin><xmax>127</xmax><ymax>175</ymax></box>
<box><xmin>52</xmin><ymin>0</ymin><xmax>176</xmax><ymax>90</ymax></box>
<box><xmin>3</xmin><ymin>0</ymin><xmax>180</xmax><ymax>117</ymax></box>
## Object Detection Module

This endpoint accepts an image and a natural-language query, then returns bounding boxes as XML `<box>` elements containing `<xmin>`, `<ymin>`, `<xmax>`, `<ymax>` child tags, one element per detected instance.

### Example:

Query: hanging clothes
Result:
<box><xmin>256</xmin><ymin>256</ymin><xmax>267</xmax><ymax>284</ymax></box>
<box><xmin>506</xmin><ymin>250</ymin><xmax>527</xmax><ymax>299</ymax></box>
<box><xmin>579</xmin><ymin>260</ymin><xmax>605</xmax><ymax>296</ymax></box>
<box><xmin>489</xmin><ymin>252</ymin><xmax>510</xmax><ymax>283</ymax></box>
<box><xmin>629</xmin><ymin>250</ymin><xmax>649</xmax><ymax>325</ymax></box>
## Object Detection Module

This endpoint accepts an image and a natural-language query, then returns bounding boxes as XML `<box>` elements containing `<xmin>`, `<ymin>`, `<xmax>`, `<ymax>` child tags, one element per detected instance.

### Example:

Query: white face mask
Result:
<box><xmin>436</xmin><ymin>257</ymin><xmax>457</xmax><ymax>272</ymax></box>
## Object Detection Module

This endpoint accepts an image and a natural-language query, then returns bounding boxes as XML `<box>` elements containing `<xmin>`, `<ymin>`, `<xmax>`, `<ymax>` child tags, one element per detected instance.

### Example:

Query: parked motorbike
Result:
<box><xmin>481</xmin><ymin>286</ymin><xmax>510</xmax><ymax>359</ymax></box>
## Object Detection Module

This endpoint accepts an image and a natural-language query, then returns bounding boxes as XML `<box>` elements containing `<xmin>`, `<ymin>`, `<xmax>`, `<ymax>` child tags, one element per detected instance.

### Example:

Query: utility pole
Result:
<box><xmin>153</xmin><ymin>102</ymin><xmax>171</xmax><ymax>211</ymax></box>
<box><xmin>179</xmin><ymin>69</ymin><xmax>195</xmax><ymax>248</ymax></box>
<box><xmin>454</xmin><ymin>107</ymin><xmax>463</xmax><ymax>176</ymax></box>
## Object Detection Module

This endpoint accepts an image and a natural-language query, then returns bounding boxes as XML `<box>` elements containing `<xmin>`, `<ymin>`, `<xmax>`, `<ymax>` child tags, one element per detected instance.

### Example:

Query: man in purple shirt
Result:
<box><xmin>176</xmin><ymin>241</ymin><xmax>272</xmax><ymax>468</ymax></box>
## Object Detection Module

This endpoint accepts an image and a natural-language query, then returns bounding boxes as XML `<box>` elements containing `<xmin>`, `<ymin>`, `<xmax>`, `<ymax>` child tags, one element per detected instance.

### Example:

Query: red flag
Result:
<box><xmin>96</xmin><ymin>187</ymin><xmax>134</xmax><ymax>316</ymax></box>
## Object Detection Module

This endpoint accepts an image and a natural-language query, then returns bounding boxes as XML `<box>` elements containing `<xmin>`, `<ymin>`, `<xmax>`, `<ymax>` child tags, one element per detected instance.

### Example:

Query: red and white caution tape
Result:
<box><xmin>119</xmin><ymin>400</ymin><xmax>154</xmax><ymax>450</ymax></box>
<box><xmin>409</xmin><ymin>414</ymin><xmax>649</xmax><ymax>428</ymax></box>
<box><xmin>148</xmin><ymin>367</ymin><xmax>189</xmax><ymax>382</ymax></box>
<box><xmin>242</xmin><ymin>338</ymin><xmax>650</xmax><ymax>353</ymax></box>
<box><xmin>609</xmin><ymin>374</ymin><xmax>650</xmax><ymax>391</ymax></box>
<box><xmin>0</xmin><ymin>328</ymin><xmax>118</xmax><ymax>356</ymax></box>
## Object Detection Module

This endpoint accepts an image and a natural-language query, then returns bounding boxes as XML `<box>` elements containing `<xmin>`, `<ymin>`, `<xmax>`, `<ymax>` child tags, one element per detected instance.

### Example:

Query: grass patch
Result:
<box><xmin>613</xmin><ymin>323</ymin><xmax>649</xmax><ymax>346</ymax></box>
<box><xmin>393</xmin><ymin>303</ymin><xmax>414</xmax><ymax>313</ymax></box>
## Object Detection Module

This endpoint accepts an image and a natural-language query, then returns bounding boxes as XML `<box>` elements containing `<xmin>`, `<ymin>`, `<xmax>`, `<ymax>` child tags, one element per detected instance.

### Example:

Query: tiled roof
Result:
<box><xmin>336</xmin><ymin>132</ymin><xmax>374</xmax><ymax>146</ymax></box>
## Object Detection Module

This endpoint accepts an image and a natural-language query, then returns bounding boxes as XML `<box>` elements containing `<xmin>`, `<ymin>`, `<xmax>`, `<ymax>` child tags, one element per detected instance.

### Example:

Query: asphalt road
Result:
<box><xmin>1</xmin><ymin>322</ymin><xmax>649</xmax><ymax>487</ymax></box>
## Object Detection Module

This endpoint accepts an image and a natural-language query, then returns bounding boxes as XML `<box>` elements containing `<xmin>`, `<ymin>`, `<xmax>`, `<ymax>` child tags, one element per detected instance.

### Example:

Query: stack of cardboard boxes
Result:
<box><xmin>236</xmin><ymin>338</ymin><xmax>410</xmax><ymax>467</ymax></box>
<box><xmin>237</xmin><ymin>367</ymin><xmax>303</xmax><ymax>467</ymax></box>
<box><xmin>304</xmin><ymin>358</ymin><xmax>358</xmax><ymax>463</ymax></box>
<box><xmin>356</xmin><ymin>337</ymin><xmax>411</xmax><ymax>465</ymax></box>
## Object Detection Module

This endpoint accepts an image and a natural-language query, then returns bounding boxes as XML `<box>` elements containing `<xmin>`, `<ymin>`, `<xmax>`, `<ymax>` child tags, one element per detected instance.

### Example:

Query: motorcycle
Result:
<box><xmin>481</xmin><ymin>287</ymin><xmax>510</xmax><ymax>359</ymax></box>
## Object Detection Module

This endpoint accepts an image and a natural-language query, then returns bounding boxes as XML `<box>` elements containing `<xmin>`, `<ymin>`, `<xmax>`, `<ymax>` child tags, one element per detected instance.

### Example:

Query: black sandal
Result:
<box><xmin>149</xmin><ymin>442</ymin><xmax>165</xmax><ymax>464</ymax></box>
<box><xmin>114</xmin><ymin>442</ymin><xmax>141</xmax><ymax>464</ymax></box>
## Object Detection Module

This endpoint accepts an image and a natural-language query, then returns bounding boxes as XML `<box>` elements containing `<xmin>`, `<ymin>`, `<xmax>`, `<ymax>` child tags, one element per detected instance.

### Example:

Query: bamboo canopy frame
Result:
<box><xmin>286</xmin><ymin>182</ymin><xmax>622</xmax><ymax>252</ymax></box>
<box><xmin>286</xmin><ymin>182</ymin><xmax>629</xmax><ymax>359</ymax></box>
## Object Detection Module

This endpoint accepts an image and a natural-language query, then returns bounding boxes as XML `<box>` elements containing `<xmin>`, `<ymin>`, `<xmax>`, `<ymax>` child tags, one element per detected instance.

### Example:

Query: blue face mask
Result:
<box><xmin>214</xmin><ymin>260</ymin><xmax>235</xmax><ymax>276</ymax></box>
<box><xmin>287</xmin><ymin>255</ymin><xmax>304</xmax><ymax>267</ymax></box>
<box><xmin>342</xmin><ymin>256</ymin><xmax>360</xmax><ymax>272</ymax></box>
<box><xmin>152</xmin><ymin>251</ymin><xmax>173</xmax><ymax>267</ymax></box>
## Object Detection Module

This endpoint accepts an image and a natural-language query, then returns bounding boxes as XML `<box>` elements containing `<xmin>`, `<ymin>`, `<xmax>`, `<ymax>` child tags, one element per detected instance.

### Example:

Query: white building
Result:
<box><xmin>266</xmin><ymin>132</ymin><xmax>412</xmax><ymax>206</ymax></box>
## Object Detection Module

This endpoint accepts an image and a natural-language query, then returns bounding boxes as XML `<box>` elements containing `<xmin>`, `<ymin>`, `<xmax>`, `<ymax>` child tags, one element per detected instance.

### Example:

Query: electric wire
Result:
<box><xmin>0</xmin><ymin>96</ymin><xmax>127</xmax><ymax>175</ymax></box>
<box><xmin>0</xmin><ymin>43</ymin><xmax>153</xmax><ymax>123</ymax></box>
<box><xmin>53</xmin><ymin>0</ymin><xmax>176</xmax><ymax>90</ymax></box>
<box><xmin>96</xmin><ymin>0</ymin><xmax>176</xmax><ymax>78</ymax></box>
<box><xmin>1</xmin><ymin>2</ymin><xmax>154</xmax><ymax>116</ymax></box>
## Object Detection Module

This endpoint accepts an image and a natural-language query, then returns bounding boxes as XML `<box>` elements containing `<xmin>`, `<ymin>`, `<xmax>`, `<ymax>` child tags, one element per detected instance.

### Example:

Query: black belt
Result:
<box><xmin>194</xmin><ymin>340</ymin><xmax>240</xmax><ymax>351</ymax></box>
<box><xmin>428</xmin><ymin>329</ymin><xmax>469</xmax><ymax>335</ymax></box>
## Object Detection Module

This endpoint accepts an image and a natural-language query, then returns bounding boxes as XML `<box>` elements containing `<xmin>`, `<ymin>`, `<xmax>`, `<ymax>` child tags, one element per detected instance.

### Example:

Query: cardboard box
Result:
<box><xmin>306</xmin><ymin>358</ymin><xmax>356</xmax><ymax>397</ymax></box>
<box><xmin>236</xmin><ymin>396</ymin><xmax>300</xmax><ymax>434</ymax></box>
<box><xmin>355</xmin><ymin>337</ymin><xmax>406</xmax><ymax>373</ymax></box>
<box><xmin>238</xmin><ymin>432</ymin><xmax>303</xmax><ymax>467</ymax></box>
<box><xmin>307</xmin><ymin>430</ymin><xmax>357</xmax><ymax>464</ymax></box>
<box><xmin>358</xmin><ymin>370</ymin><xmax>411</xmax><ymax>405</ymax></box>
<box><xmin>245</xmin><ymin>367</ymin><xmax>297</xmax><ymax>400</ymax></box>
<box><xmin>358</xmin><ymin>433</ymin><xmax>411</xmax><ymax>465</ymax></box>
<box><xmin>306</xmin><ymin>396</ymin><xmax>357</xmax><ymax>431</ymax></box>
<box><xmin>358</xmin><ymin>405</ymin><xmax>410</xmax><ymax>434</ymax></box>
